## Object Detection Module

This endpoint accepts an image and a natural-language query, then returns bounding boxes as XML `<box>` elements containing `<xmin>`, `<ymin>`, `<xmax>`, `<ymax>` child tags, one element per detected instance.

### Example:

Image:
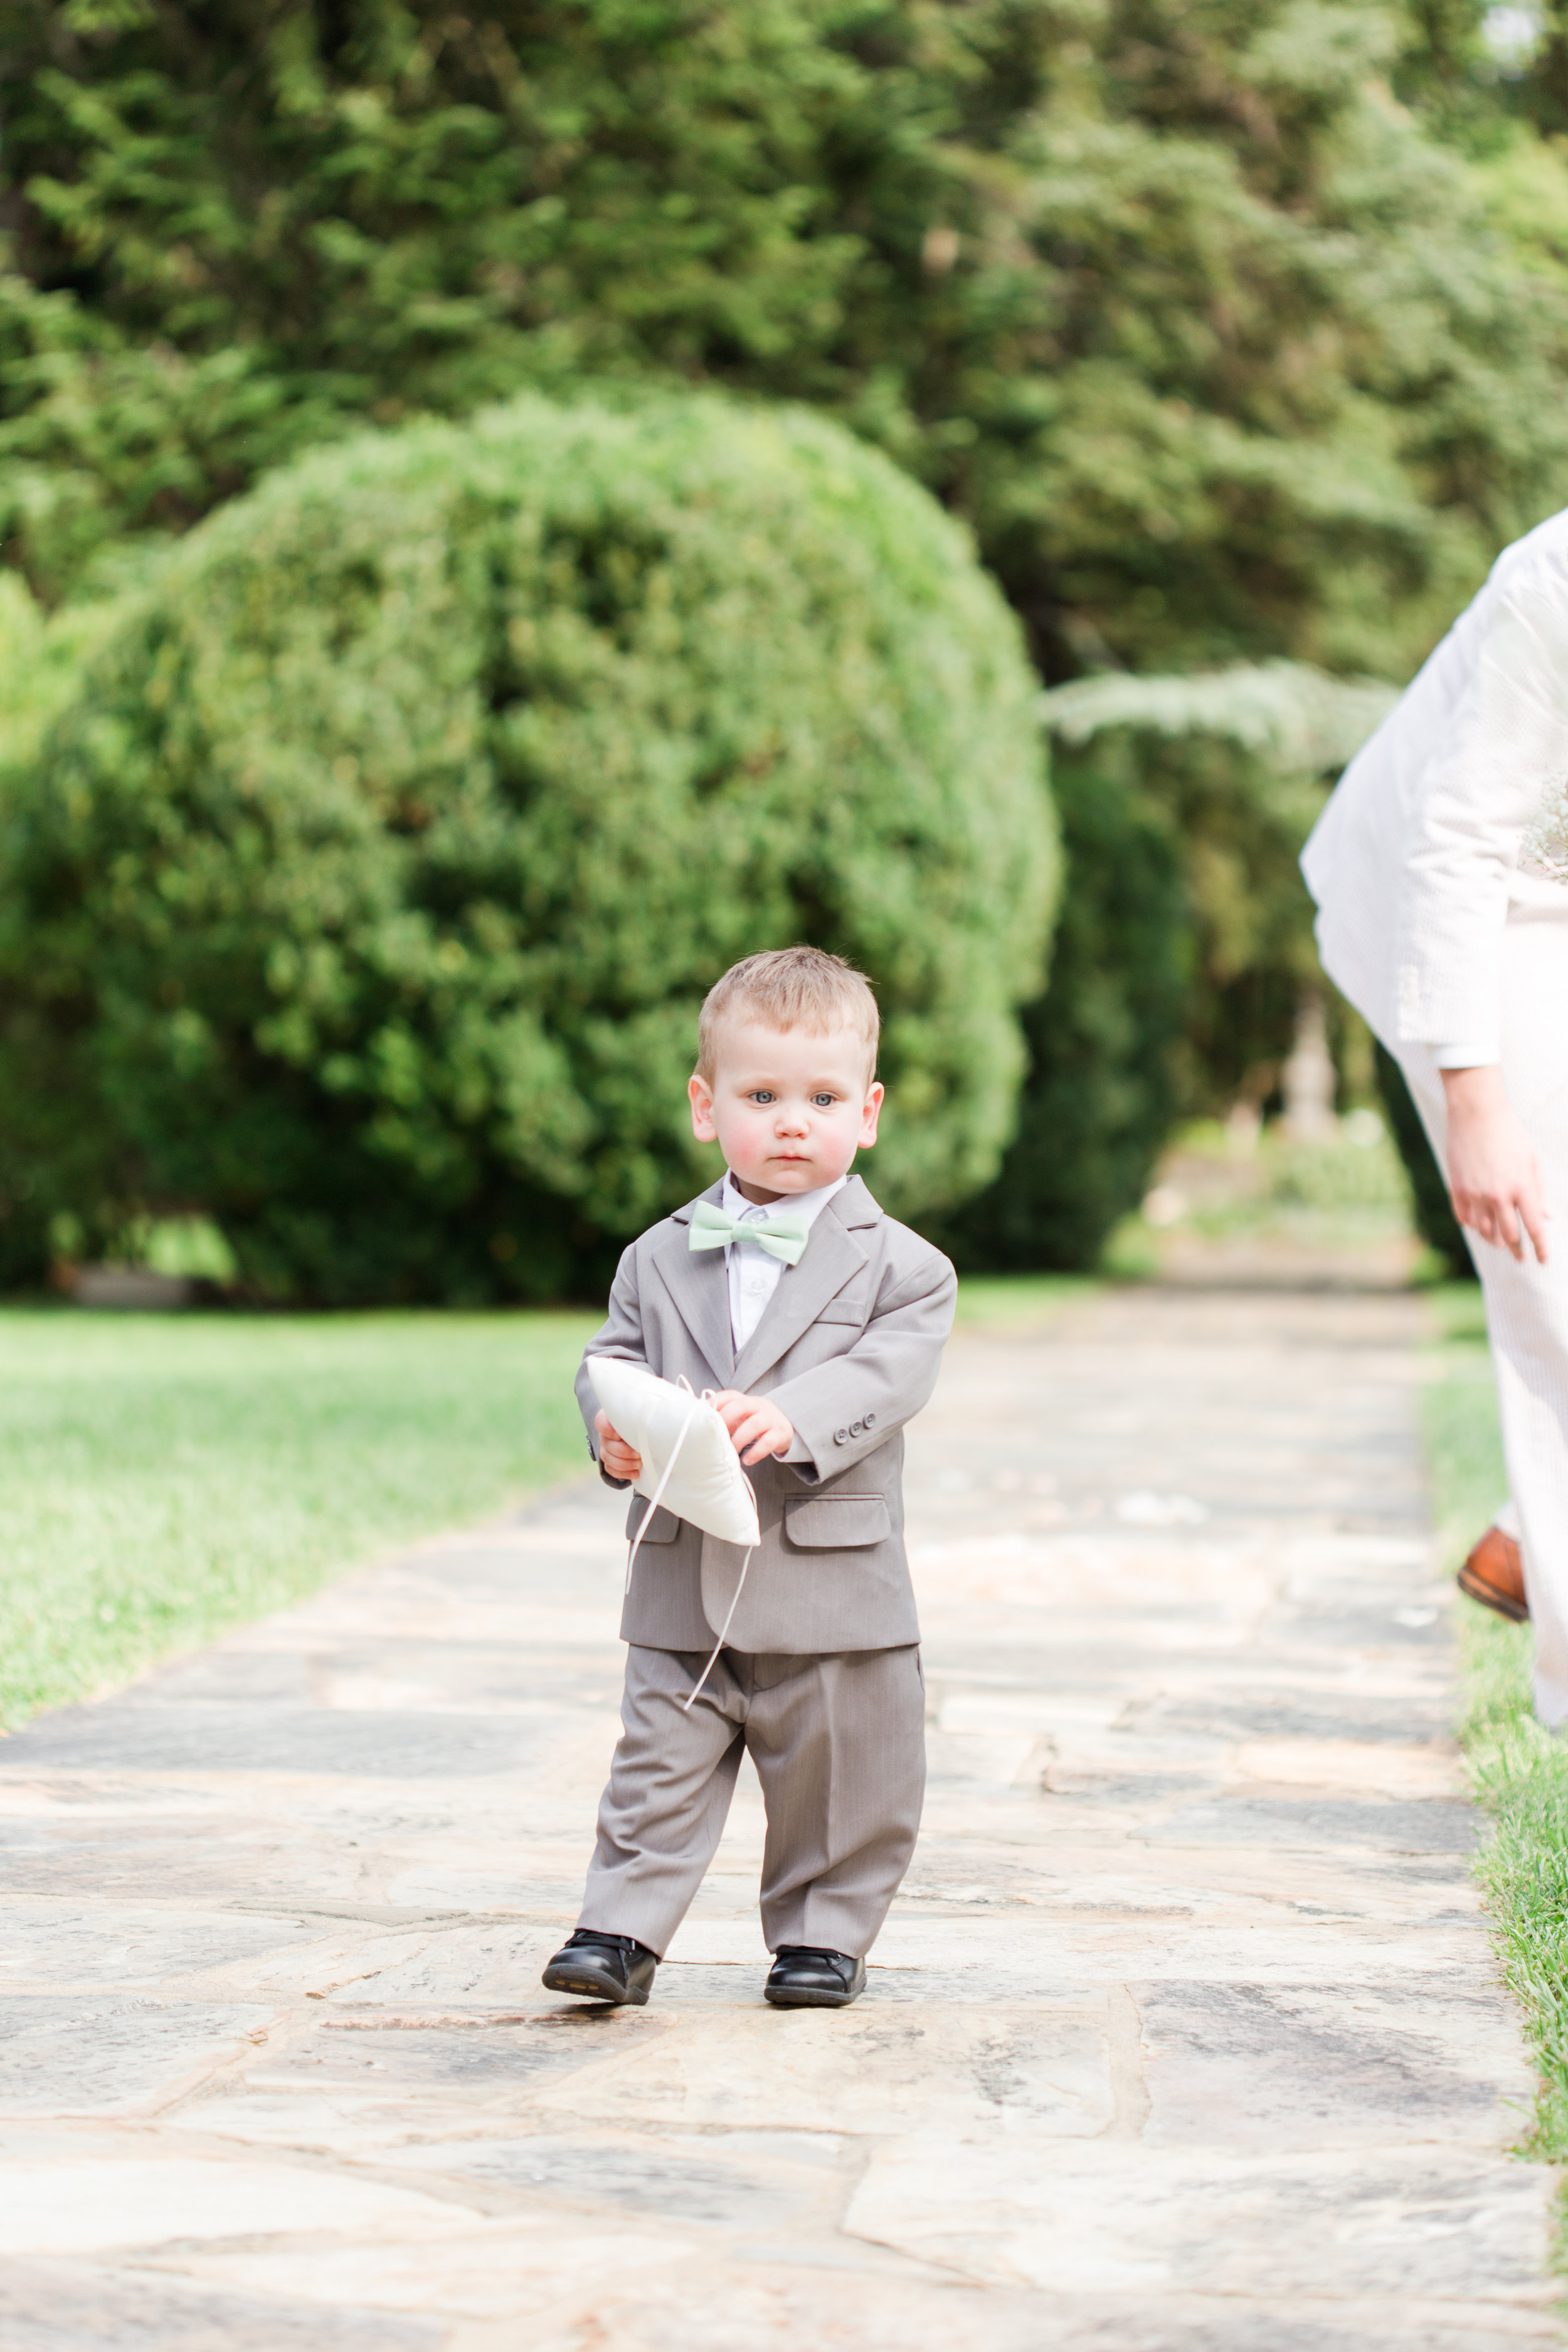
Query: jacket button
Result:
<box><xmin>850</xmin><ymin>1419</ymin><xmax>864</xmax><ymax>1436</ymax></box>
<box><xmin>834</xmin><ymin>1427</ymin><xmax>849</xmax><ymax>1445</ymax></box>
<box><xmin>864</xmin><ymin>1412</ymin><xmax>876</xmax><ymax>1429</ymax></box>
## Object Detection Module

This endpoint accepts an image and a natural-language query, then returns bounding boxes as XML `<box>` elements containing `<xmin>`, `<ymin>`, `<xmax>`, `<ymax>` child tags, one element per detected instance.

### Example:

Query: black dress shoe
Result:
<box><xmin>764</xmin><ymin>1945</ymin><xmax>867</xmax><ymax>2008</ymax></box>
<box><xmin>541</xmin><ymin>1929</ymin><xmax>657</xmax><ymax>2006</ymax></box>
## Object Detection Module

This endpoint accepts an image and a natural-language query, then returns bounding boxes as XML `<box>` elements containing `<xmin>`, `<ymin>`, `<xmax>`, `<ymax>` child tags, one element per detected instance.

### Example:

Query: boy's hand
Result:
<box><xmin>709</xmin><ymin>1389</ymin><xmax>795</xmax><ymax>1468</ymax></box>
<box><xmin>594</xmin><ymin>1409</ymin><xmax>643</xmax><ymax>1484</ymax></box>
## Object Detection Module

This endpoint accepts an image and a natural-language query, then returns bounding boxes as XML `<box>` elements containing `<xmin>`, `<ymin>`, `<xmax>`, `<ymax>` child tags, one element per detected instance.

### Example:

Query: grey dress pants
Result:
<box><xmin>578</xmin><ymin>1642</ymin><xmax>926</xmax><ymax>1958</ymax></box>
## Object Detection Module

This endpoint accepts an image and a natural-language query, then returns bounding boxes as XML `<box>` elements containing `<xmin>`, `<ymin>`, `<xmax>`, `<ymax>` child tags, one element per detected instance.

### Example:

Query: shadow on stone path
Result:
<box><xmin>0</xmin><ymin>1283</ymin><xmax>1554</xmax><ymax>2348</ymax></box>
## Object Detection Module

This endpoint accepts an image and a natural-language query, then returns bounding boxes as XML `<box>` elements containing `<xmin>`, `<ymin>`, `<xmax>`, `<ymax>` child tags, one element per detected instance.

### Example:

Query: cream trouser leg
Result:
<box><xmin>578</xmin><ymin>1643</ymin><xmax>926</xmax><ymax>1958</ymax></box>
<box><xmin>1401</xmin><ymin>920</ymin><xmax>1568</xmax><ymax>1725</ymax></box>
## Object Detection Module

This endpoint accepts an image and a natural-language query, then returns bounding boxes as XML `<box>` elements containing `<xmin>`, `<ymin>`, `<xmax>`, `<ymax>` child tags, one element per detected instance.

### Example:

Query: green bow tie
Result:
<box><xmin>689</xmin><ymin>1199</ymin><xmax>812</xmax><ymax>1265</ymax></box>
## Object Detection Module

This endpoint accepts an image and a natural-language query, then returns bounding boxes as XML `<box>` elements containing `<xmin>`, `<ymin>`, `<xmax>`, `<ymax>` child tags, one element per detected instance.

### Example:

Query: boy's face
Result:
<box><xmin>688</xmin><ymin>1019</ymin><xmax>883</xmax><ymax>1204</ymax></box>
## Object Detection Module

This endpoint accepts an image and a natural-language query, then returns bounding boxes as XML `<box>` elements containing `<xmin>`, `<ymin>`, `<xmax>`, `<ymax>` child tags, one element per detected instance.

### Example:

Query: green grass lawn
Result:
<box><xmin>0</xmin><ymin>1273</ymin><xmax>1081</xmax><ymax>1733</ymax></box>
<box><xmin>1422</xmin><ymin>1285</ymin><xmax>1568</xmax><ymax>2183</ymax></box>
<box><xmin>0</xmin><ymin>1308</ymin><xmax>597</xmax><ymax>1729</ymax></box>
<box><xmin>949</xmin><ymin>1273</ymin><xmax>1098</xmax><ymax>1328</ymax></box>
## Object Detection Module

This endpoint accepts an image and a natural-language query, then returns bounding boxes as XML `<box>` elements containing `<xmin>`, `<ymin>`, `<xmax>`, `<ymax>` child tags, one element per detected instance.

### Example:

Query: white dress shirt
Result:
<box><xmin>721</xmin><ymin>1170</ymin><xmax>847</xmax><ymax>1352</ymax></box>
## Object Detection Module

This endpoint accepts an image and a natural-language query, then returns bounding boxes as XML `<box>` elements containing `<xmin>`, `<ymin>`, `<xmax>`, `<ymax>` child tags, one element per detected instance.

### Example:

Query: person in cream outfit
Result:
<box><xmin>1303</xmin><ymin>509</ymin><xmax>1568</xmax><ymax>1725</ymax></box>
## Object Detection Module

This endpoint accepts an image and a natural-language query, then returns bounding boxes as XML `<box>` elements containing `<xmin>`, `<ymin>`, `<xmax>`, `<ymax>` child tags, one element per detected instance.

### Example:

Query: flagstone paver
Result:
<box><xmin>0</xmin><ymin>1282</ymin><xmax>1555</xmax><ymax>2348</ymax></box>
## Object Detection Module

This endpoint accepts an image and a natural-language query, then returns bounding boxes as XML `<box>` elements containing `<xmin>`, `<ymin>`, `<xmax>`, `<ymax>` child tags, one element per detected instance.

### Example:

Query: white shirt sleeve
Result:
<box><xmin>1396</xmin><ymin>560</ymin><xmax>1568</xmax><ymax>1061</ymax></box>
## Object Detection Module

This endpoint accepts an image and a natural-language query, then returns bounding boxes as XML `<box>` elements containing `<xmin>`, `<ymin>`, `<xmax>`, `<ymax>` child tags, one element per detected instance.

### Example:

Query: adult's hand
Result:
<box><xmin>1442</xmin><ymin>1065</ymin><xmax>1550</xmax><ymax>1263</ymax></box>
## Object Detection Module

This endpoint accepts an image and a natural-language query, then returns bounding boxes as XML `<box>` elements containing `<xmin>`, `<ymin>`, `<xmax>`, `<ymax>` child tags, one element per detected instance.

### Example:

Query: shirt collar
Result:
<box><xmin>721</xmin><ymin>1169</ymin><xmax>848</xmax><ymax>1227</ymax></box>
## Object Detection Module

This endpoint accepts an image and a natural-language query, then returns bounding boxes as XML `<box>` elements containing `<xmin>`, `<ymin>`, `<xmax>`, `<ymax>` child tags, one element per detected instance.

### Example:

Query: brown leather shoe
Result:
<box><xmin>1457</xmin><ymin>1524</ymin><xmax>1529</xmax><ymax>1622</ymax></box>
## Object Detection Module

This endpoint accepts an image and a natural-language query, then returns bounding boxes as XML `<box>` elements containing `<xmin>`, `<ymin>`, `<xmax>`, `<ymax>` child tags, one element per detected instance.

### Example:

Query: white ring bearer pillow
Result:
<box><xmin>586</xmin><ymin>1356</ymin><xmax>760</xmax><ymax>1549</ymax></box>
<box><xmin>587</xmin><ymin>1357</ymin><xmax>762</xmax><ymax>1712</ymax></box>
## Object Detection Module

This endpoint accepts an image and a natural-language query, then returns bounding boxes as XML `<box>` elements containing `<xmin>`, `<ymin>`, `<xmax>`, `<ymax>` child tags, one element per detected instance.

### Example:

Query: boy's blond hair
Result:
<box><xmin>696</xmin><ymin>948</ymin><xmax>879</xmax><ymax>1084</ymax></box>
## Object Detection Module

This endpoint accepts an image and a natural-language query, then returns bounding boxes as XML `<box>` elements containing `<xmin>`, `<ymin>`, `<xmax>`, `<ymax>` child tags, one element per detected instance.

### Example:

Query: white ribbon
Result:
<box><xmin>619</xmin><ymin>1377</ymin><xmax>756</xmax><ymax>1713</ymax></box>
<box><xmin>623</xmin><ymin>1376</ymin><xmax>702</xmax><ymax>1596</ymax></box>
<box><xmin>683</xmin><ymin>1543</ymin><xmax>755</xmax><ymax>1715</ymax></box>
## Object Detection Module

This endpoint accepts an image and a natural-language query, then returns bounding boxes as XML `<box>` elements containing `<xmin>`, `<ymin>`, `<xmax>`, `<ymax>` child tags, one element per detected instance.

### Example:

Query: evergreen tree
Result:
<box><xmin>3</xmin><ymin>2</ymin><xmax>1564</xmax><ymax>683</ymax></box>
<box><xmin>6</xmin><ymin>3</ymin><xmax>1568</xmax><ymax>1274</ymax></box>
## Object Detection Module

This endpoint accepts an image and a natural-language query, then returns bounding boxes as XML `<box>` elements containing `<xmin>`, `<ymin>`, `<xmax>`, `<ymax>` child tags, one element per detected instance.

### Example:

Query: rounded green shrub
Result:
<box><xmin>1</xmin><ymin>392</ymin><xmax>1056</xmax><ymax>1302</ymax></box>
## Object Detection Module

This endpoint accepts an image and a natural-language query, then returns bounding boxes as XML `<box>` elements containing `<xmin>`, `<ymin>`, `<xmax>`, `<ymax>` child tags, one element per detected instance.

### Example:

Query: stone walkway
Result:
<box><xmin>0</xmin><ymin>1285</ymin><xmax>1555</xmax><ymax>2348</ymax></box>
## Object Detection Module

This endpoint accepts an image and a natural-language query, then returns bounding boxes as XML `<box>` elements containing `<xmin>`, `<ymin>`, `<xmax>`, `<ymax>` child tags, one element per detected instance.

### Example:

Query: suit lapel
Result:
<box><xmin>731</xmin><ymin>1188</ymin><xmax>872</xmax><ymax>1391</ymax></box>
<box><xmin>652</xmin><ymin>1184</ymin><xmax>735</xmax><ymax>1385</ymax></box>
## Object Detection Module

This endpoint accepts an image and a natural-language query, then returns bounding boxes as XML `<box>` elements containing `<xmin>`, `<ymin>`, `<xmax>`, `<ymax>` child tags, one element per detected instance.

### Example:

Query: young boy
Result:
<box><xmin>541</xmin><ymin>947</ymin><xmax>956</xmax><ymax>2010</ymax></box>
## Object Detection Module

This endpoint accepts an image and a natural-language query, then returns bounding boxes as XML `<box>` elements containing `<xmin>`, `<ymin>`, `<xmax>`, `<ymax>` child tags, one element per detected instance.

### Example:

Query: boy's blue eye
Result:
<box><xmin>813</xmin><ymin>1094</ymin><xmax>836</xmax><ymax>1107</ymax></box>
<box><xmin>751</xmin><ymin>1090</ymin><xmax>775</xmax><ymax>1104</ymax></box>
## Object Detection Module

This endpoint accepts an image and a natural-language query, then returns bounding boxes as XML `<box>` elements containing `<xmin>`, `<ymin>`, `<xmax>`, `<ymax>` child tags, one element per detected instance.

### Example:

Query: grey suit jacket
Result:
<box><xmin>575</xmin><ymin>1174</ymin><xmax>956</xmax><ymax>1655</ymax></box>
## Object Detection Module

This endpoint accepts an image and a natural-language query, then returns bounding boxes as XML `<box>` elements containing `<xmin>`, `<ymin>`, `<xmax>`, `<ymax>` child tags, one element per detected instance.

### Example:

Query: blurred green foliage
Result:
<box><xmin>1264</xmin><ymin>1127</ymin><xmax>1411</xmax><ymax>1219</ymax></box>
<box><xmin>0</xmin><ymin>391</ymin><xmax>1054</xmax><ymax>1303</ymax></box>
<box><xmin>0</xmin><ymin>572</ymin><xmax>145</xmax><ymax>1286</ymax></box>
<box><xmin>1044</xmin><ymin>662</ymin><xmax>1398</xmax><ymax>1113</ymax></box>
<box><xmin>0</xmin><ymin>567</ymin><xmax>130</xmax><ymax>768</ymax></box>
<box><xmin>946</xmin><ymin>662</ymin><xmax>1403</xmax><ymax>1271</ymax></box>
<box><xmin>3</xmin><ymin>3</ymin><xmax>1568</xmax><ymax>1285</ymax></box>
<box><xmin>1098</xmin><ymin>1113</ymin><xmax>1416</xmax><ymax>1281</ymax></box>
<box><xmin>3</xmin><ymin>0</ymin><xmax>1565</xmax><ymax>689</ymax></box>
<box><xmin>933</xmin><ymin>736</ymin><xmax>1189</xmax><ymax>1271</ymax></box>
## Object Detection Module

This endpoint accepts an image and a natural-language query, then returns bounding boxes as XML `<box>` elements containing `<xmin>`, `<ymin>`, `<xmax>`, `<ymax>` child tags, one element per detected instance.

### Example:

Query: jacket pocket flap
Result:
<box><xmin>626</xmin><ymin>1499</ymin><xmax>681</xmax><ymax>1543</ymax></box>
<box><xmin>784</xmin><ymin>1494</ymin><xmax>891</xmax><ymax>1549</ymax></box>
<box><xmin>815</xmin><ymin>1298</ymin><xmax>869</xmax><ymax>1325</ymax></box>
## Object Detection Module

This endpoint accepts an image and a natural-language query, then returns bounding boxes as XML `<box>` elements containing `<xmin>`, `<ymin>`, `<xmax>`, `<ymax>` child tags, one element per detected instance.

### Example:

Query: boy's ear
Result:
<box><xmin>689</xmin><ymin>1071</ymin><xmax>719</xmax><ymax>1143</ymax></box>
<box><xmin>859</xmin><ymin>1081</ymin><xmax>884</xmax><ymax>1149</ymax></box>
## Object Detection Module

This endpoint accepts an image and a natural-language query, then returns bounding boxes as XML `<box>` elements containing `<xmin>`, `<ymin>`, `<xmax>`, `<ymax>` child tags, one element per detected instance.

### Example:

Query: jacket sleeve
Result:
<box><xmin>768</xmin><ymin>1247</ymin><xmax>958</xmax><ymax>1485</ymax></box>
<box><xmin>575</xmin><ymin>1244</ymin><xmax>647</xmax><ymax>1490</ymax></box>
<box><xmin>1397</xmin><ymin>559</ymin><xmax>1568</xmax><ymax>1061</ymax></box>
